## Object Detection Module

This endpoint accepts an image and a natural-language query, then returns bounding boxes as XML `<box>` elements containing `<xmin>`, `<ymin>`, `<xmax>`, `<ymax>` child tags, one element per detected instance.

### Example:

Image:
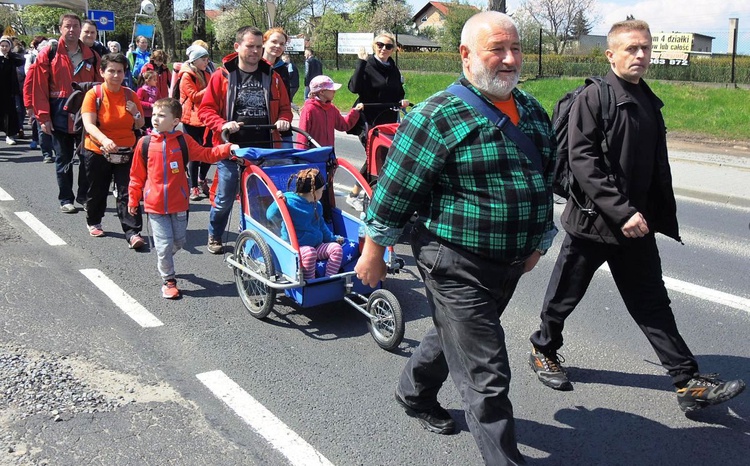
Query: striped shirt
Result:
<box><xmin>366</xmin><ymin>79</ymin><xmax>557</xmax><ymax>261</ymax></box>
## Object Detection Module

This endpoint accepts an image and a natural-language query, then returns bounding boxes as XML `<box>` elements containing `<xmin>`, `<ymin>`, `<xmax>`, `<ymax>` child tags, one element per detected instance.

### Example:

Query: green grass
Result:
<box><xmin>302</xmin><ymin>71</ymin><xmax>750</xmax><ymax>142</ymax></box>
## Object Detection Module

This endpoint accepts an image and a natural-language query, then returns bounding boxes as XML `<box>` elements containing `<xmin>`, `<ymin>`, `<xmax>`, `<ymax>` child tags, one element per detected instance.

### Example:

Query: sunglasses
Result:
<box><xmin>376</xmin><ymin>42</ymin><xmax>394</xmax><ymax>50</ymax></box>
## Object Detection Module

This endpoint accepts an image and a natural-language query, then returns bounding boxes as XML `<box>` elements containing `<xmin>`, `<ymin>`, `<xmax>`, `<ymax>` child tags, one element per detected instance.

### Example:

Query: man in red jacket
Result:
<box><xmin>31</xmin><ymin>13</ymin><xmax>101</xmax><ymax>214</ymax></box>
<box><xmin>198</xmin><ymin>25</ymin><xmax>292</xmax><ymax>254</ymax></box>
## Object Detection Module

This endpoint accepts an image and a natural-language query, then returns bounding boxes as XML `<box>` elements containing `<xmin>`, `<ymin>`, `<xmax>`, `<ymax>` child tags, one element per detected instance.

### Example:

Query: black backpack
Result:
<box><xmin>551</xmin><ymin>77</ymin><xmax>615</xmax><ymax>203</ymax></box>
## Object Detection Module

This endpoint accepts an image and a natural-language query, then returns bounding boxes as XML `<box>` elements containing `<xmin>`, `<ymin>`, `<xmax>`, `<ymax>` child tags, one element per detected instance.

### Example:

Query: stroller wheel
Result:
<box><xmin>366</xmin><ymin>289</ymin><xmax>404</xmax><ymax>351</ymax></box>
<box><xmin>234</xmin><ymin>230</ymin><xmax>277</xmax><ymax>319</ymax></box>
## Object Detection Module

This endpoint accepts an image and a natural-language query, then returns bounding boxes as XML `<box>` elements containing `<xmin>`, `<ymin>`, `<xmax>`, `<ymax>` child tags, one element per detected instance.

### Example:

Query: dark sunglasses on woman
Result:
<box><xmin>376</xmin><ymin>42</ymin><xmax>394</xmax><ymax>50</ymax></box>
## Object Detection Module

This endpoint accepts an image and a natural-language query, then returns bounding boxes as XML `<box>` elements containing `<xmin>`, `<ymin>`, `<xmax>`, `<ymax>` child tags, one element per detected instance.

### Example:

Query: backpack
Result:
<box><xmin>139</xmin><ymin>134</ymin><xmax>190</xmax><ymax>173</ymax></box>
<box><xmin>64</xmin><ymin>83</ymin><xmax>138</xmax><ymax>135</ymax></box>
<box><xmin>551</xmin><ymin>77</ymin><xmax>615</xmax><ymax>202</ymax></box>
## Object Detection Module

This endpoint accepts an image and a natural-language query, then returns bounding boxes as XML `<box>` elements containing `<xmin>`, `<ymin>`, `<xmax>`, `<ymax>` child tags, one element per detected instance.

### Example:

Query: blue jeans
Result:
<box><xmin>52</xmin><ymin>131</ymin><xmax>78</xmax><ymax>205</ymax></box>
<box><xmin>149</xmin><ymin>212</ymin><xmax>188</xmax><ymax>281</ymax></box>
<box><xmin>398</xmin><ymin>224</ymin><xmax>526</xmax><ymax>466</ymax></box>
<box><xmin>208</xmin><ymin>158</ymin><xmax>239</xmax><ymax>239</ymax></box>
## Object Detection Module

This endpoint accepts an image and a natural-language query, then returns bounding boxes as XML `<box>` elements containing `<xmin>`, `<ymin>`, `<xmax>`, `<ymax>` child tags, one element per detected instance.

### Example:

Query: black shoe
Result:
<box><xmin>529</xmin><ymin>346</ymin><xmax>573</xmax><ymax>391</ymax></box>
<box><xmin>394</xmin><ymin>392</ymin><xmax>455</xmax><ymax>435</ymax></box>
<box><xmin>676</xmin><ymin>374</ymin><xmax>746</xmax><ymax>413</ymax></box>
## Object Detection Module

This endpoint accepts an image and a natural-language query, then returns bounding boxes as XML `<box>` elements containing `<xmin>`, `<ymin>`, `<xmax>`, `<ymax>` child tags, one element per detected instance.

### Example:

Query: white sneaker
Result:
<box><xmin>5</xmin><ymin>136</ymin><xmax>16</xmax><ymax>145</ymax></box>
<box><xmin>345</xmin><ymin>194</ymin><xmax>364</xmax><ymax>212</ymax></box>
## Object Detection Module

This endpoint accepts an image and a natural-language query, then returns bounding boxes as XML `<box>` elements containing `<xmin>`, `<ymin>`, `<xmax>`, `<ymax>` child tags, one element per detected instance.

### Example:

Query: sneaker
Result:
<box><xmin>529</xmin><ymin>346</ymin><xmax>573</xmax><ymax>391</ymax></box>
<box><xmin>199</xmin><ymin>179</ymin><xmax>210</xmax><ymax>196</ymax></box>
<box><xmin>87</xmin><ymin>224</ymin><xmax>104</xmax><ymax>237</ymax></box>
<box><xmin>346</xmin><ymin>193</ymin><xmax>364</xmax><ymax>212</ymax></box>
<box><xmin>5</xmin><ymin>136</ymin><xmax>16</xmax><ymax>145</ymax></box>
<box><xmin>394</xmin><ymin>392</ymin><xmax>455</xmax><ymax>435</ymax></box>
<box><xmin>676</xmin><ymin>374</ymin><xmax>746</xmax><ymax>413</ymax></box>
<box><xmin>129</xmin><ymin>234</ymin><xmax>146</xmax><ymax>249</ymax></box>
<box><xmin>207</xmin><ymin>237</ymin><xmax>223</xmax><ymax>254</ymax></box>
<box><xmin>189</xmin><ymin>186</ymin><xmax>202</xmax><ymax>201</ymax></box>
<box><xmin>161</xmin><ymin>280</ymin><xmax>180</xmax><ymax>299</ymax></box>
<box><xmin>60</xmin><ymin>203</ymin><xmax>77</xmax><ymax>213</ymax></box>
<box><xmin>29</xmin><ymin>141</ymin><xmax>38</xmax><ymax>149</ymax></box>
<box><xmin>43</xmin><ymin>155</ymin><xmax>54</xmax><ymax>163</ymax></box>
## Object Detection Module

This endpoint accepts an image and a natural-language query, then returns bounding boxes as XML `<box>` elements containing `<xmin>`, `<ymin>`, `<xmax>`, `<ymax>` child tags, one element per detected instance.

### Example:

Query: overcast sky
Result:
<box><xmin>407</xmin><ymin>0</ymin><xmax>750</xmax><ymax>53</ymax></box>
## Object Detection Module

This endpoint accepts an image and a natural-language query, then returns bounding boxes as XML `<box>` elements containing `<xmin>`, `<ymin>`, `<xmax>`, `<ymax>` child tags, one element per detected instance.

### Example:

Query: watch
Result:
<box><xmin>133</xmin><ymin>112</ymin><xmax>142</xmax><ymax>120</ymax></box>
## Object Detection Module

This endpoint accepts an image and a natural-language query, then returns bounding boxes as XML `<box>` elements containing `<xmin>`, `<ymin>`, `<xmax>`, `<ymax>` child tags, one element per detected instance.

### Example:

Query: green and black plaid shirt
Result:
<box><xmin>366</xmin><ymin>79</ymin><xmax>556</xmax><ymax>261</ymax></box>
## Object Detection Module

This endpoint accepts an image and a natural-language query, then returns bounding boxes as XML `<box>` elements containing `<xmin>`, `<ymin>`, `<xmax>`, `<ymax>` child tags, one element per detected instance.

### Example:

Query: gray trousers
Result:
<box><xmin>148</xmin><ymin>212</ymin><xmax>188</xmax><ymax>281</ymax></box>
<box><xmin>398</xmin><ymin>224</ymin><xmax>526</xmax><ymax>466</ymax></box>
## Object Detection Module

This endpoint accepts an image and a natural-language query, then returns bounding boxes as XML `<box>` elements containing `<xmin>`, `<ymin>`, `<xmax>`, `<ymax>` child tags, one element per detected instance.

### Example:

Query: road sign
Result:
<box><xmin>88</xmin><ymin>10</ymin><xmax>115</xmax><ymax>32</ymax></box>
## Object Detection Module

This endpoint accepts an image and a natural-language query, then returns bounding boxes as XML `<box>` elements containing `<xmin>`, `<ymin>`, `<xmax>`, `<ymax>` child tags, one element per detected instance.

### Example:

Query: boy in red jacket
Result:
<box><xmin>128</xmin><ymin>98</ymin><xmax>236</xmax><ymax>299</ymax></box>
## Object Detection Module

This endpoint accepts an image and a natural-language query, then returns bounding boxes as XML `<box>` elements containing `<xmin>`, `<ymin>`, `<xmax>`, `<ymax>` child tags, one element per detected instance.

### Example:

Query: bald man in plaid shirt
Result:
<box><xmin>355</xmin><ymin>11</ymin><xmax>555</xmax><ymax>466</ymax></box>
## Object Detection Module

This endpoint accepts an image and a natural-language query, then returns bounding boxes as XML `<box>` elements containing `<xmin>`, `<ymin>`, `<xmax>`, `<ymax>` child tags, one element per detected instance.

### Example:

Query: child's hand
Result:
<box><xmin>275</xmin><ymin>190</ymin><xmax>285</xmax><ymax>200</ymax></box>
<box><xmin>354</xmin><ymin>103</ymin><xmax>364</xmax><ymax>111</ymax></box>
<box><xmin>128</xmin><ymin>205</ymin><xmax>138</xmax><ymax>216</ymax></box>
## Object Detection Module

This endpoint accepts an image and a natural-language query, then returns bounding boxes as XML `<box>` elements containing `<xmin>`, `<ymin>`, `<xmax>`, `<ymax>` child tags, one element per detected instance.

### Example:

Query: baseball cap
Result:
<box><xmin>310</xmin><ymin>75</ymin><xmax>342</xmax><ymax>94</ymax></box>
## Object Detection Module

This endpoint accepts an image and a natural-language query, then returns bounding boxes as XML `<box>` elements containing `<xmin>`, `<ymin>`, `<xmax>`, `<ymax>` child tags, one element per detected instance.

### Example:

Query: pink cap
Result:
<box><xmin>309</xmin><ymin>75</ymin><xmax>342</xmax><ymax>94</ymax></box>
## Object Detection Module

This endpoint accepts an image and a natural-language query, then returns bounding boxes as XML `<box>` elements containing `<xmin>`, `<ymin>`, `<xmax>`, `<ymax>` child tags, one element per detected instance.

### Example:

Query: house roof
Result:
<box><xmin>395</xmin><ymin>33</ymin><xmax>441</xmax><ymax>49</ymax></box>
<box><xmin>411</xmin><ymin>1</ymin><xmax>479</xmax><ymax>22</ymax></box>
<box><xmin>205</xmin><ymin>9</ymin><xmax>221</xmax><ymax>21</ymax></box>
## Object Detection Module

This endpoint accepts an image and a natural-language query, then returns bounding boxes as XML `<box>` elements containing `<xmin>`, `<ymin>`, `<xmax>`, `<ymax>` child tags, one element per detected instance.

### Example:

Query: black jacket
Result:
<box><xmin>304</xmin><ymin>56</ymin><xmax>322</xmax><ymax>86</ymax></box>
<box><xmin>348</xmin><ymin>55</ymin><xmax>405</xmax><ymax>126</ymax></box>
<box><xmin>562</xmin><ymin>70</ymin><xmax>680</xmax><ymax>245</ymax></box>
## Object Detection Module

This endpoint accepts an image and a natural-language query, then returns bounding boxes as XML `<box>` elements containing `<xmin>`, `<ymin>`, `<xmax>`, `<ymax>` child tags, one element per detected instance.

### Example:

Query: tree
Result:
<box><xmin>368</xmin><ymin>0</ymin><xmax>412</xmax><ymax>34</ymax></box>
<box><xmin>520</xmin><ymin>0</ymin><xmax>598</xmax><ymax>54</ymax></box>
<box><xmin>438</xmin><ymin>4</ymin><xmax>479</xmax><ymax>52</ymax></box>
<box><xmin>569</xmin><ymin>9</ymin><xmax>591</xmax><ymax>40</ymax></box>
<box><xmin>488</xmin><ymin>0</ymin><xmax>507</xmax><ymax>13</ymax></box>
<box><xmin>193</xmin><ymin>0</ymin><xmax>206</xmax><ymax>42</ymax></box>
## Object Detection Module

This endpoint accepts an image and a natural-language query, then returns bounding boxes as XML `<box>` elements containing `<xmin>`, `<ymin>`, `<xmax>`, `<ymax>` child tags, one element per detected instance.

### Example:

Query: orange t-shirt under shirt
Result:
<box><xmin>82</xmin><ymin>84</ymin><xmax>144</xmax><ymax>154</ymax></box>
<box><xmin>494</xmin><ymin>96</ymin><xmax>519</xmax><ymax>126</ymax></box>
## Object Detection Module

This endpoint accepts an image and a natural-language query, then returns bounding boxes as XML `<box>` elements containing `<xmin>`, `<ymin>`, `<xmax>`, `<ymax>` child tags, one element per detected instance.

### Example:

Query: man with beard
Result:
<box><xmin>355</xmin><ymin>11</ymin><xmax>555</xmax><ymax>466</ymax></box>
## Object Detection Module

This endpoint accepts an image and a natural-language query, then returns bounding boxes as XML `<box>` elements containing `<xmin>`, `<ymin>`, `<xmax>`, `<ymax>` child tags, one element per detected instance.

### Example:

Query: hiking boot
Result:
<box><xmin>676</xmin><ymin>374</ymin><xmax>746</xmax><ymax>413</ymax></box>
<box><xmin>5</xmin><ymin>136</ymin><xmax>16</xmax><ymax>145</ymax></box>
<box><xmin>60</xmin><ymin>203</ymin><xmax>77</xmax><ymax>213</ymax></box>
<box><xmin>87</xmin><ymin>224</ymin><xmax>104</xmax><ymax>237</ymax></box>
<box><xmin>395</xmin><ymin>392</ymin><xmax>455</xmax><ymax>435</ymax></box>
<box><xmin>199</xmin><ymin>179</ymin><xmax>210</xmax><ymax>196</ymax></box>
<box><xmin>161</xmin><ymin>280</ymin><xmax>180</xmax><ymax>299</ymax></box>
<box><xmin>129</xmin><ymin>234</ymin><xmax>146</xmax><ymax>249</ymax></box>
<box><xmin>207</xmin><ymin>237</ymin><xmax>223</xmax><ymax>254</ymax></box>
<box><xmin>529</xmin><ymin>346</ymin><xmax>573</xmax><ymax>391</ymax></box>
<box><xmin>189</xmin><ymin>186</ymin><xmax>202</xmax><ymax>201</ymax></box>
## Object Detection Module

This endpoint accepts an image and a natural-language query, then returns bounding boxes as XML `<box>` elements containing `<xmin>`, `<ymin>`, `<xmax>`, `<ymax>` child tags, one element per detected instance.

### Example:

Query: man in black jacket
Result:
<box><xmin>528</xmin><ymin>19</ymin><xmax>745</xmax><ymax>413</ymax></box>
<box><xmin>303</xmin><ymin>48</ymin><xmax>321</xmax><ymax>99</ymax></box>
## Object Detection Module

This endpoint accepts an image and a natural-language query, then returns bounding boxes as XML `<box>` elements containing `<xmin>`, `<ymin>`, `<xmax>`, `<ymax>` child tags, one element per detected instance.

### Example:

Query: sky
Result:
<box><xmin>407</xmin><ymin>0</ymin><xmax>750</xmax><ymax>54</ymax></box>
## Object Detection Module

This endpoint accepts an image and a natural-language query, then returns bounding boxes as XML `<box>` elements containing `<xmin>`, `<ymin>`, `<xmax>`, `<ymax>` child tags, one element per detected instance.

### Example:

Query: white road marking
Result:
<box><xmin>0</xmin><ymin>186</ymin><xmax>13</xmax><ymax>201</ymax></box>
<box><xmin>599</xmin><ymin>263</ymin><xmax>750</xmax><ymax>313</ymax></box>
<box><xmin>14</xmin><ymin>211</ymin><xmax>66</xmax><ymax>246</ymax></box>
<box><xmin>197</xmin><ymin>370</ymin><xmax>334</xmax><ymax>466</ymax></box>
<box><xmin>79</xmin><ymin>268</ymin><xmax>163</xmax><ymax>328</ymax></box>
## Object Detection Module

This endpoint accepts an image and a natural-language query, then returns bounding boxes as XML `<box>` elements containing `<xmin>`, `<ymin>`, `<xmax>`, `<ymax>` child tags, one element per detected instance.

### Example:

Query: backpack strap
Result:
<box><xmin>140</xmin><ymin>134</ymin><xmax>190</xmax><ymax>172</ymax></box>
<box><xmin>446</xmin><ymin>84</ymin><xmax>544</xmax><ymax>174</ymax></box>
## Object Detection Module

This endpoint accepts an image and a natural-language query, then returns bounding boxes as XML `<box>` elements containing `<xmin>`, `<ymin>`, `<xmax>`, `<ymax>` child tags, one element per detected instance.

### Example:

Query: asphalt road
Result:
<box><xmin>1</xmin><ymin>132</ymin><xmax>748</xmax><ymax>466</ymax></box>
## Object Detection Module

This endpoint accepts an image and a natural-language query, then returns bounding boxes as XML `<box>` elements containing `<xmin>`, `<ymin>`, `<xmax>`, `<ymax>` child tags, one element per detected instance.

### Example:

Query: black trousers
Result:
<box><xmin>530</xmin><ymin>233</ymin><xmax>699</xmax><ymax>386</ymax></box>
<box><xmin>82</xmin><ymin>149</ymin><xmax>142</xmax><ymax>242</ymax></box>
<box><xmin>398</xmin><ymin>224</ymin><xmax>526</xmax><ymax>466</ymax></box>
<box><xmin>184</xmin><ymin>124</ymin><xmax>212</xmax><ymax>188</ymax></box>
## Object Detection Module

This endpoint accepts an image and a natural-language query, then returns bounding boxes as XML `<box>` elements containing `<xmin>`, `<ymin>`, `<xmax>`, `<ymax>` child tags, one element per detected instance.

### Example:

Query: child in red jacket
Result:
<box><xmin>128</xmin><ymin>98</ymin><xmax>236</xmax><ymax>299</ymax></box>
<box><xmin>296</xmin><ymin>75</ymin><xmax>363</xmax><ymax>148</ymax></box>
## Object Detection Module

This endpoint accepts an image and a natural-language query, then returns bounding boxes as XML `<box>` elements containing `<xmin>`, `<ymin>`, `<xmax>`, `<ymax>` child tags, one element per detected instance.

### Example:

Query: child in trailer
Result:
<box><xmin>127</xmin><ymin>98</ymin><xmax>236</xmax><ymax>299</ymax></box>
<box><xmin>266</xmin><ymin>168</ymin><xmax>345</xmax><ymax>280</ymax></box>
<box><xmin>296</xmin><ymin>75</ymin><xmax>364</xmax><ymax>148</ymax></box>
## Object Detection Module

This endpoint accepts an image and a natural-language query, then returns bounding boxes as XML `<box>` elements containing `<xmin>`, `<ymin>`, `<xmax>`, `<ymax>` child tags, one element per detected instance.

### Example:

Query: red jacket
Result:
<box><xmin>198</xmin><ymin>52</ymin><xmax>292</xmax><ymax>147</ymax></box>
<box><xmin>297</xmin><ymin>97</ymin><xmax>360</xmax><ymax>147</ymax></box>
<box><xmin>128</xmin><ymin>131</ymin><xmax>232</xmax><ymax>214</ymax></box>
<box><xmin>31</xmin><ymin>38</ymin><xmax>102</xmax><ymax>132</ymax></box>
<box><xmin>179</xmin><ymin>65</ymin><xmax>211</xmax><ymax>127</ymax></box>
<box><xmin>140</xmin><ymin>62</ymin><xmax>170</xmax><ymax>100</ymax></box>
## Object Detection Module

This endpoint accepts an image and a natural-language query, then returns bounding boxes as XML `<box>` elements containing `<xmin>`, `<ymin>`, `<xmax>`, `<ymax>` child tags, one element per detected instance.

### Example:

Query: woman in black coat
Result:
<box><xmin>0</xmin><ymin>36</ymin><xmax>25</xmax><ymax>145</ymax></box>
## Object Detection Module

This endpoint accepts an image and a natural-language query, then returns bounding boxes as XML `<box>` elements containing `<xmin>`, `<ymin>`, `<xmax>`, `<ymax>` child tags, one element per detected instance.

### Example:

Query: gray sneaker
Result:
<box><xmin>60</xmin><ymin>203</ymin><xmax>77</xmax><ymax>213</ymax></box>
<box><xmin>207</xmin><ymin>237</ymin><xmax>223</xmax><ymax>254</ymax></box>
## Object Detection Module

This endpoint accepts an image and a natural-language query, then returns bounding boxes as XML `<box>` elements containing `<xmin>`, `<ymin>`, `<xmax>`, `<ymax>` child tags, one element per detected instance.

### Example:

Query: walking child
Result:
<box><xmin>128</xmin><ymin>98</ymin><xmax>236</xmax><ymax>299</ymax></box>
<box><xmin>136</xmin><ymin>70</ymin><xmax>158</xmax><ymax>129</ymax></box>
<box><xmin>296</xmin><ymin>75</ymin><xmax>363</xmax><ymax>148</ymax></box>
<box><xmin>266</xmin><ymin>168</ymin><xmax>344</xmax><ymax>280</ymax></box>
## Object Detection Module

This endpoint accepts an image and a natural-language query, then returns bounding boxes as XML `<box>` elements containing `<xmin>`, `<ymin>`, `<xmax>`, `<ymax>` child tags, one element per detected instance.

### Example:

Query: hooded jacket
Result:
<box><xmin>562</xmin><ymin>70</ymin><xmax>680</xmax><ymax>245</ymax></box>
<box><xmin>128</xmin><ymin>130</ymin><xmax>231</xmax><ymax>215</ymax></box>
<box><xmin>31</xmin><ymin>37</ymin><xmax>102</xmax><ymax>133</ymax></box>
<box><xmin>140</xmin><ymin>61</ymin><xmax>170</xmax><ymax>99</ymax></box>
<box><xmin>178</xmin><ymin>64</ymin><xmax>211</xmax><ymax>127</ymax></box>
<box><xmin>266</xmin><ymin>192</ymin><xmax>336</xmax><ymax>247</ymax></box>
<box><xmin>198</xmin><ymin>52</ymin><xmax>292</xmax><ymax>148</ymax></box>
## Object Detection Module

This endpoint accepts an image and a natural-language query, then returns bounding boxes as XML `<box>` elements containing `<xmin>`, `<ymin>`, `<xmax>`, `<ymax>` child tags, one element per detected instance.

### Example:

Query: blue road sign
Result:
<box><xmin>87</xmin><ymin>10</ymin><xmax>115</xmax><ymax>32</ymax></box>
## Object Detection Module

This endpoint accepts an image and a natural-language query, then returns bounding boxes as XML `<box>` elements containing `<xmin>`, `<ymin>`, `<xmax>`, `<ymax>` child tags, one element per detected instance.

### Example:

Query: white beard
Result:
<box><xmin>470</xmin><ymin>54</ymin><xmax>520</xmax><ymax>100</ymax></box>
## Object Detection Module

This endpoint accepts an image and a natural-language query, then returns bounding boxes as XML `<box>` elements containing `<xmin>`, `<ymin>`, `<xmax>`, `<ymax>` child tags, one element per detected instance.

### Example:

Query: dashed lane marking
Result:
<box><xmin>14</xmin><ymin>211</ymin><xmax>66</xmax><ymax>246</ymax></box>
<box><xmin>599</xmin><ymin>263</ymin><xmax>750</xmax><ymax>313</ymax></box>
<box><xmin>197</xmin><ymin>370</ymin><xmax>334</xmax><ymax>466</ymax></box>
<box><xmin>79</xmin><ymin>268</ymin><xmax>163</xmax><ymax>328</ymax></box>
<box><xmin>0</xmin><ymin>186</ymin><xmax>13</xmax><ymax>201</ymax></box>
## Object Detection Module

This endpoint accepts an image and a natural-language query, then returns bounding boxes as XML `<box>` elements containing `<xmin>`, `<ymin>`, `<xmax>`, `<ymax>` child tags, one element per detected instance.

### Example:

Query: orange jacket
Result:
<box><xmin>198</xmin><ymin>52</ymin><xmax>292</xmax><ymax>147</ymax></box>
<box><xmin>128</xmin><ymin>131</ymin><xmax>232</xmax><ymax>214</ymax></box>
<box><xmin>179</xmin><ymin>65</ymin><xmax>210</xmax><ymax>127</ymax></box>
<box><xmin>31</xmin><ymin>38</ymin><xmax>102</xmax><ymax>132</ymax></box>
